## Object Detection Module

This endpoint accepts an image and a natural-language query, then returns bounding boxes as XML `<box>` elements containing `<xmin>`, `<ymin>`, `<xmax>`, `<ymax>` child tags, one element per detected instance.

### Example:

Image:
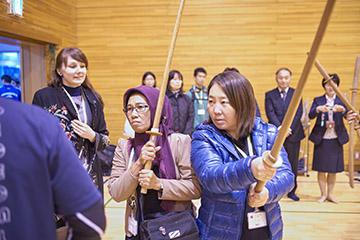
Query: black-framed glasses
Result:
<box><xmin>124</xmin><ymin>104</ymin><xmax>149</xmax><ymax>114</ymax></box>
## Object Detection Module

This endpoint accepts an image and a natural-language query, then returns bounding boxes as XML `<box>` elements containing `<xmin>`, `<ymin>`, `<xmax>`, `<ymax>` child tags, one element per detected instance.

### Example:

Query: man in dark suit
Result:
<box><xmin>265</xmin><ymin>67</ymin><xmax>305</xmax><ymax>201</ymax></box>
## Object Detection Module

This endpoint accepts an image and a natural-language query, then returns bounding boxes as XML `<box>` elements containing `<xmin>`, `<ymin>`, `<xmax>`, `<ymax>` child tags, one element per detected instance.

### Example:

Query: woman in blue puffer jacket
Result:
<box><xmin>191</xmin><ymin>70</ymin><xmax>294</xmax><ymax>240</ymax></box>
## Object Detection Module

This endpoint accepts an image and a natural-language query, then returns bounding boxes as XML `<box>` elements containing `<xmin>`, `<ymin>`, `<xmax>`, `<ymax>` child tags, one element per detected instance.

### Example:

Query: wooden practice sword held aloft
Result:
<box><xmin>141</xmin><ymin>0</ymin><xmax>186</xmax><ymax>194</ymax></box>
<box><xmin>254</xmin><ymin>0</ymin><xmax>336</xmax><ymax>193</ymax></box>
<box><xmin>313</xmin><ymin>58</ymin><xmax>360</xmax><ymax>137</ymax></box>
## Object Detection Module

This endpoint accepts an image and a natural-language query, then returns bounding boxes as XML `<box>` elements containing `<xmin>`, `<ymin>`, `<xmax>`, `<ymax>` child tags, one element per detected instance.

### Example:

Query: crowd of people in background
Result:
<box><xmin>2</xmin><ymin>47</ymin><xmax>360</xmax><ymax>240</ymax></box>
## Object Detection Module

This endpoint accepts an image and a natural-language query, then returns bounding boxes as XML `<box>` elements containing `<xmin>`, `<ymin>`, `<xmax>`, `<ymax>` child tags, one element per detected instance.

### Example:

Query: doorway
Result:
<box><xmin>0</xmin><ymin>36</ymin><xmax>47</xmax><ymax>103</ymax></box>
<box><xmin>0</xmin><ymin>37</ymin><xmax>21</xmax><ymax>101</ymax></box>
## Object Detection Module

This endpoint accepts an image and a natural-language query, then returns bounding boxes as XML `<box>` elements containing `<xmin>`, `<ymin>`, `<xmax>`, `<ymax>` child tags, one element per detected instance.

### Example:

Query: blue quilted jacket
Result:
<box><xmin>191</xmin><ymin>118</ymin><xmax>294</xmax><ymax>240</ymax></box>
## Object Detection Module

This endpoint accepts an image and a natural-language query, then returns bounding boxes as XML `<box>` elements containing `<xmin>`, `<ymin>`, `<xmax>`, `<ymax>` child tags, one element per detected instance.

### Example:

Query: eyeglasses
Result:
<box><xmin>124</xmin><ymin>104</ymin><xmax>149</xmax><ymax>114</ymax></box>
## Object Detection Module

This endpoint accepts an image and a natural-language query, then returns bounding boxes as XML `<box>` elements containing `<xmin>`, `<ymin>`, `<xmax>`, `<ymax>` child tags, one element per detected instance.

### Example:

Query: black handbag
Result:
<box><xmin>137</xmin><ymin>186</ymin><xmax>199</xmax><ymax>240</ymax></box>
<box><xmin>96</xmin><ymin>144</ymin><xmax>116</xmax><ymax>176</ymax></box>
<box><xmin>139</xmin><ymin>211</ymin><xmax>199</xmax><ymax>240</ymax></box>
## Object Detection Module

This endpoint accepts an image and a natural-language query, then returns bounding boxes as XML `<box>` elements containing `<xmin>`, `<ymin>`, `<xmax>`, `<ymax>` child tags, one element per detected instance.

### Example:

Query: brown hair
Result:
<box><xmin>223</xmin><ymin>67</ymin><xmax>240</xmax><ymax>73</ymax></box>
<box><xmin>208</xmin><ymin>70</ymin><xmax>256</xmax><ymax>138</ymax></box>
<box><xmin>50</xmin><ymin>47</ymin><xmax>103</xmax><ymax>105</ymax></box>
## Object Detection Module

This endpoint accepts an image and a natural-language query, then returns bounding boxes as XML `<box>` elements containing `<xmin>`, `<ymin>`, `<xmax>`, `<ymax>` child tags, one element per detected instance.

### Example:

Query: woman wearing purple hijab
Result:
<box><xmin>108</xmin><ymin>85</ymin><xmax>201</xmax><ymax>239</ymax></box>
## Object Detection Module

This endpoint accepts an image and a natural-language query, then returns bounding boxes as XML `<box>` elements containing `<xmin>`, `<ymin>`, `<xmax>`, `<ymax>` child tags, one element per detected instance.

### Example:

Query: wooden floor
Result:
<box><xmin>103</xmin><ymin>172</ymin><xmax>360</xmax><ymax>240</ymax></box>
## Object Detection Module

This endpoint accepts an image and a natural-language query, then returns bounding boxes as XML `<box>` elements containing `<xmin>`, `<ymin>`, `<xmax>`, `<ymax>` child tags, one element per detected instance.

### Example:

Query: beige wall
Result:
<box><xmin>3</xmin><ymin>0</ymin><xmax>357</xmax><ymax>168</ymax></box>
<box><xmin>76</xmin><ymin>0</ymin><xmax>360</xmax><ymax>169</ymax></box>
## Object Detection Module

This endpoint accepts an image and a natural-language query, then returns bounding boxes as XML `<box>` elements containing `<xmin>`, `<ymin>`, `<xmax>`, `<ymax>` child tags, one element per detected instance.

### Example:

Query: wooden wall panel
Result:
<box><xmin>21</xmin><ymin>42</ymin><xmax>47</xmax><ymax>103</ymax></box>
<box><xmin>0</xmin><ymin>0</ymin><xmax>77</xmax><ymax>46</ymax></box>
<box><xmin>76</xmin><ymin>0</ymin><xmax>360</xmax><ymax>168</ymax></box>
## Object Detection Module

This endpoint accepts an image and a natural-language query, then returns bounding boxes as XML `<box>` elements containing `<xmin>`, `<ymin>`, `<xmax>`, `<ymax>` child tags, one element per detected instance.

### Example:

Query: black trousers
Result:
<box><xmin>284</xmin><ymin>140</ymin><xmax>301</xmax><ymax>195</ymax></box>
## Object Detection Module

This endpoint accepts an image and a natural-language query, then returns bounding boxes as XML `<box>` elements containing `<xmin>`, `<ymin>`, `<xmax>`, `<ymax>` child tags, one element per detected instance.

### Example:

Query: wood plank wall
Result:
<box><xmin>1</xmin><ymin>0</ymin><xmax>357</xmax><ymax>168</ymax></box>
<box><xmin>0</xmin><ymin>0</ymin><xmax>77</xmax><ymax>46</ymax></box>
<box><xmin>77</xmin><ymin>0</ymin><xmax>360</xmax><ymax>169</ymax></box>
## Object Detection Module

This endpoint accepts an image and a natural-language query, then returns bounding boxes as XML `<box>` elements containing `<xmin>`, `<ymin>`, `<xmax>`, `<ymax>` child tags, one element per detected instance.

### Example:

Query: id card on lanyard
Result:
<box><xmin>62</xmin><ymin>87</ymin><xmax>88</xmax><ymax>124</ymax></box>
<box><xmin>234</xmin><ymin>136</ymin><xmax>268</xmax><ymax>230</ymax></box>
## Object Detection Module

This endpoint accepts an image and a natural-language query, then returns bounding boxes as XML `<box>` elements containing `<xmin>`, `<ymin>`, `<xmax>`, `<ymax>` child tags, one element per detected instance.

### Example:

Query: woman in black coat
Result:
<box><xmin>309</xmin><ymin>74</ymin><xmax>348</xmax><ymax>203</ymax></box>
<box><xmin>166</xmin><ymin>70</ymin><xmax>194</xmax><ymax>135</ymax></box>
<box><xmin>33</xmin><ymin>47</ymin><xmax>109</xmax><ymax>196</ymax></box>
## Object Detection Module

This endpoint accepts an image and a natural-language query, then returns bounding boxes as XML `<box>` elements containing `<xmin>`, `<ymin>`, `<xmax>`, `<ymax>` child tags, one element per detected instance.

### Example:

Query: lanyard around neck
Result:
<box><xmin>234</xmin><ymin>136</ymin><xmax>254</xmax><ymax>158</ymax></box>
<box><xmin>193</xmin><ymin>86</ymin><xmax>205</xmax><ymax>105</ymax></box>
<box><xmin>62</xmin><ymin>87</ymin><xmax>88</xmax><ymax>124</ymax></box>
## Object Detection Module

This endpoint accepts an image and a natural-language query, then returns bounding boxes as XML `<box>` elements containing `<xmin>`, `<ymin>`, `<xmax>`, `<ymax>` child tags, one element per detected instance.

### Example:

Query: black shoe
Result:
<box><xmin>287</xmin><ymin>193</ymin><xmax>300</xmax><ymax>201</ymax></box>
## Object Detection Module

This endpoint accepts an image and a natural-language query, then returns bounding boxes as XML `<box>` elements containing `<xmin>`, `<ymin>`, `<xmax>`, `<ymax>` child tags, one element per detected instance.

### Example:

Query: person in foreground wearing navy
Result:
<box><xmin>0</xmin><ymin>98</ymin><xmax>106</xmax><ymax>239</ymax></box>
<box><xmin>191</xmin><ymin>70</ymin><xmax>294</xmax><ymax>240</ymax></box>
<box><xmin>309</xmin><ymin>74</ymin><xmax>349</xmax><ymax>203</ymax></box>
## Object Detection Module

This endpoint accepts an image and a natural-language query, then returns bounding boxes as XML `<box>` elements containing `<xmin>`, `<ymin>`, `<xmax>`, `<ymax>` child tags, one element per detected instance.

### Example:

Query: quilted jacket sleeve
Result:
<box><xmin>191</xmin><ymin>130</ymin><xmax>257</xmax><ymax>194</ymax></box>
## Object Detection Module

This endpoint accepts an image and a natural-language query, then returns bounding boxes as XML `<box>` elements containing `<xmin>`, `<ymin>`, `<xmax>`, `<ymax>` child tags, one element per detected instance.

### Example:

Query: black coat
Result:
<box><xmin>265</xmin><ymin>87</ymin><xmax>305</xmax><ymax>142</ymax></box>
<box><xmin>32</xmin><ymin>86</ymin><xmax>109</xmax><ymax>195</ymax></box>
<box><xmin>308</xmin><ymin>95</ymin><xmax>349</xmax><ymax>145</ymax></box>
<box><xmin>166</xmin><ymin>91</ymin><xmax>194</xmax><ymax>135</ymax></box>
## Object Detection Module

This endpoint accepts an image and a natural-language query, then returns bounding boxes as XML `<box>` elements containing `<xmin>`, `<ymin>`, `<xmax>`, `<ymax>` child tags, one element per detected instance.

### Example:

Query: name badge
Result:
<box><xmin>247</xmin><ymin>210</ymin><xmax>267</xmax><ymax>230</ymax></box>
<box><xmin>197</xmin><ymin>109</ymin><xmax>206</xmax><ymax>115</ymax></box>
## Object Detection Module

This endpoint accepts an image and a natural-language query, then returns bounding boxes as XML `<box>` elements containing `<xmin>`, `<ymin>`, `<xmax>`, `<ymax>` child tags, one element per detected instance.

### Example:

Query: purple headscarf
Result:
<box><xmin>124</xmin><ymin>85</ymin><xmax>176</xmax><ymax>181</ymax></box>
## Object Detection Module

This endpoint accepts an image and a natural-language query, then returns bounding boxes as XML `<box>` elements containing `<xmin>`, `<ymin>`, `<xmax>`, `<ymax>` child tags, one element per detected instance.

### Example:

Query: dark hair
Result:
<box><xmin>208</xmin><ymin>71</ymin><xmax>256</xmax><ymax>138</ymax></box>
<box><xmin>193</xmin><ymin>67</ymin><xmax>207</xmax><ymax>77</ymax></box>
<box><xmin>50</xmin><ymin>47</ymin><xmax>103</xmax><ymax>105</ymax></box>
<box><xmin>223</xmin><ymin>67</ymin><xmax>240</xmax><ymax>73</ymax></box>
<box><xmin>275</xmin><ymin>67</ymin><xmax>292</xmax><ymax>76</ymax></box>
<box><xmin>322</xmin><ymin>73</ymin><xmax>340</xmax><ymax>88</ymax></box>
<box><xmin>1</xmin><ymin>75</ymin><xmax>12</xmax><ymax>84</ymax></box>
<box><xmin>142</xmin><ymin>71</ymin><xmax>157</xmax><ymax>87</ymax></box>
<box><xmin>167</xmin><ymin>70</ymin><xmax>184</xmax><ymax>92</ymax></box>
